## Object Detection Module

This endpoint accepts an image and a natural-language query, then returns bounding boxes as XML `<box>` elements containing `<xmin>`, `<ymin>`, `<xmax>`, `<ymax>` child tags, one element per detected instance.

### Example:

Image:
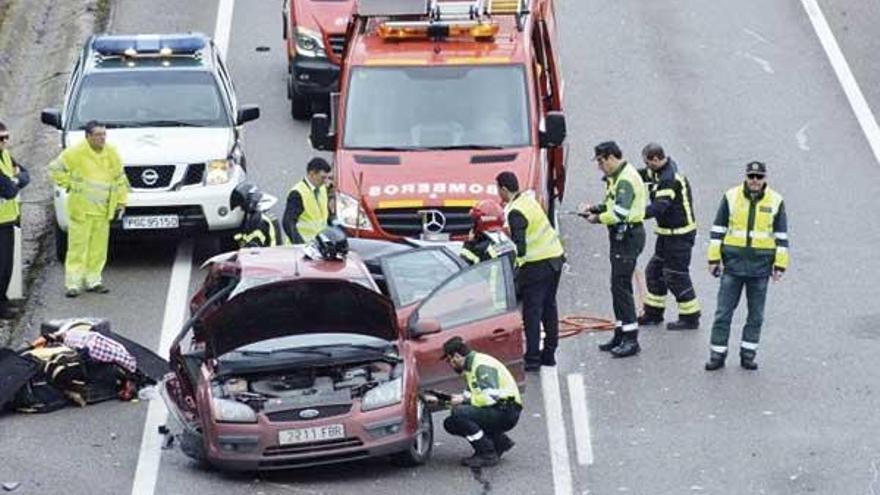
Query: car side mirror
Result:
<box><xmin>409</xmin><ymin>318</ymin><xmax>442</xmax><ymax>338</ymax></box>
<box><xmin>41</xmin><ymin>108</ymin><xmax>62</xmax><ymax>129</ymax></box>
<box><xmin>310</xmin><ymin>113</ymin><xmax>336</xmax><ymax>151</ymax></box>
<box><xmin>539</xmin><ymin>111</ymin><xmax>566</xmax><ymax>148</ymax></box>
<box><xmin>236</xmin><ymin>105</ymin><xmax>260</xmax><ymax>125</ymax></box>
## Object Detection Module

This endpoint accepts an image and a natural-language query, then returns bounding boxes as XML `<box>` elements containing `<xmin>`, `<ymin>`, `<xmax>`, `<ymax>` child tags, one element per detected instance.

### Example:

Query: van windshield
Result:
<box><xmin>343</xmin><ymin>65</ymin><xmax>530</xmax><ymax>150</ymax></box>
<box><xmin>70</xmin><ymin>71</ymin><xmax>230</xmax><ymax>129</ymax></box>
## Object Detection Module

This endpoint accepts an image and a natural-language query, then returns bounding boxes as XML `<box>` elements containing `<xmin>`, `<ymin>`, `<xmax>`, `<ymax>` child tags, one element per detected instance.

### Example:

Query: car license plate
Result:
<box><xmin>122</xmin><ymin>215</ymin><xmax>179</xmax><ymax>230</ymax></box>
<box><xmin>278</xmin><ymin>424</ymin><xmax>345</xmax><ymax>446</ymax></box>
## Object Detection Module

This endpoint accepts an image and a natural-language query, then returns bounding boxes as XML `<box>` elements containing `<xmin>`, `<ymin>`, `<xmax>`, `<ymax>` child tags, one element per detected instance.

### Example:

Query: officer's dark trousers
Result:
<box><xmin>520</xmin><ymin>262</ymin><xmax>562</xmax><ymax>365</ymax></box>
<box><xmin>0</xmin><ymin>224</ymin><xmax>14</xmax><ymax>311</ymax></box>
<box><xmin>710</xmin><ymin>272</ymin><xmax>769</xmax><ymax>357</ymax></box>
<box><xmin>644</xmin><ymin>232</ymin><xmax>698</xmax><ymax>318</ymax></box>
<box><xmin>609</xmin><ymin>224</ymin><xmax>645</xmax><ymax>331</ymax></box>
<box><xmin>444</xmin><ymin>403</ymin><xmax>521</xmax><ymax>452</ymax></box>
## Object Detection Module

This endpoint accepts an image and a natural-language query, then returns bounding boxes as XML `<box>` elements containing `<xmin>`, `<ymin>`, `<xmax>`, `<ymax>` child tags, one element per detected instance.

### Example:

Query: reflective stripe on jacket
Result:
<box><xmin>504</xmin><ymin>193</ymin><xmax>563</xmax><ymax>267</ymax></box>
<box><xmin>599</xmin><ymin>161</ymin><xmax>647</xmax><ymax>225</ymax></box>
<box><xmin>49</xmin><ymin>140</ymin><xmax>129</xmax><ymax>220</ymax></box>
<box><xmin>291</xmin><ymin>179</ymin><xmax>328</xmax><ymax>243</ymax></box>
<box><xmin>0</xmin><ymin>150</ymin><xmax>20</xmax><ymax>224</ymax></box>
<box><xmin>463</xmin><ymin>351</ymin><xmax>522</xmax><ymax>408</ymax></box>
<box><xmin>707</xmin><ymin>184</ymin><xmax>789</xmax><ymax>271</ymax></box>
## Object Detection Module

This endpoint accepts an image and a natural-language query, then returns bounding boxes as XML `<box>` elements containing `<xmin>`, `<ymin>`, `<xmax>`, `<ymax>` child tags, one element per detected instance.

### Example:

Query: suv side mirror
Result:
<box><xmin>41</xmin><ymin>108</ymin><xmax>63</xmax><ymax>129</ymax></box>
<box><xmin>539</xmin><ymin>111</ymin><xmax>566</xmax><ymax>148</ymax></box>
<box><xmin>236</xmin><ymin>105</ymin><xmax>260</xmax><ymax>125</ymax></box>
<box><xmin>409</xmin><ymin>318</ymin><xmax>442</xmax><ymax>338</ymax></box>
<box><xmin>310</xmin><ymin>113</ymin><xmax>336</xmax><ymax>151</ymax></box>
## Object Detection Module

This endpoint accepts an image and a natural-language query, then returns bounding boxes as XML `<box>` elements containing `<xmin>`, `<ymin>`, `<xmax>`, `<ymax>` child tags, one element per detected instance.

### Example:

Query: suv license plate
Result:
<box><xmin>122</xmin><ymin>215</ymin><xmax>180</xmax><ymax>230</ymax></box>
<box><xmin>278</xmin><ymin>424</ymin><xmax>345</xmax><ymax>446</ymax></box>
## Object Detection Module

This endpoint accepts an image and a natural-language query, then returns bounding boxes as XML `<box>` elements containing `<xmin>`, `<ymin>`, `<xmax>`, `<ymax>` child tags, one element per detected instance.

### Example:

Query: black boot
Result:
<box><xmin>598</xmin><ymin>327</ymin><xmax>623</xmax><ymax>352</ymax></box>
<box><xmin>492</xmin><ymin>433</ymin><xmax>515</xmax><ymax>457</ymax></box>
<box><xmin>740</xmin><ymin>351</ymin><xmax>758</xmax><ymax>370</ymax></box>
<box><xmin>667</xmin><ymin>313</ymin><xmax>700</xmax><ymax>331</ymax></box>
<box><xmin>610</xmin><ymin>330</ymin><xmax>641</xmax><ymax>358</ymax></box>
<box><xmin>704</xmin><ymin>351</ymin><xmax>726</xmax><ymax>371</ymax></box>
<box><xmin>461</xmin><ymin>436</ymin><xmax>499</xmax><ymax>467</ymax></box>
<box><xmin>637</xmin><ymin>308</ymin><xmax>664</xmax><ymax>326</ymax></box>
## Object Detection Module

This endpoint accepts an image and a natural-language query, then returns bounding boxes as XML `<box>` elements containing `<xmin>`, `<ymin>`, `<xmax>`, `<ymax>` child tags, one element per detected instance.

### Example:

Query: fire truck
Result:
<box><xmin>309</xmin><ymin>0</ymin><xmax>567</xmax><ymax>241</ymax></box>
<box><xmin>282</xmin><ymin>0</ymin><xmax>356</xmax><ymax>120</ymax></box>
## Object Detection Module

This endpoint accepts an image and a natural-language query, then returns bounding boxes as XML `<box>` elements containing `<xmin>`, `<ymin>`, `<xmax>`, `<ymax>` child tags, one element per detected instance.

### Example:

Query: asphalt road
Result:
<box><xmin>2</xmin><ymin>1</ymin><xmax>880</xmax><ymax>494</ymax></box>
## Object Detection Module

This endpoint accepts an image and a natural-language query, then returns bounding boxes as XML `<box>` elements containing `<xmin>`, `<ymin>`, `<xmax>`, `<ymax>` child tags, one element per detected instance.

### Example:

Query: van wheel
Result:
<box><xmin>392</xmin><ymin>399</ymin><xmax>433</xmax><ymax>467</ymax></box>
<box><xmin>54</xmin><ymin>221</ymin><xmax>67</xmax><ymax>262</ymax></box>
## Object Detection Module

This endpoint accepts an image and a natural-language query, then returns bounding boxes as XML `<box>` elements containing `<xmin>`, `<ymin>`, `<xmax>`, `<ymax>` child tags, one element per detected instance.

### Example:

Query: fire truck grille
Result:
<box><xmin>328</xmin><ymin>34</ymin><xmax>346</xmax><ymax>56</ymax></box>
<box><xmin>374</xmin><ymin>207</ymin><xmax>472</xmax><ymax>237</ymax></box>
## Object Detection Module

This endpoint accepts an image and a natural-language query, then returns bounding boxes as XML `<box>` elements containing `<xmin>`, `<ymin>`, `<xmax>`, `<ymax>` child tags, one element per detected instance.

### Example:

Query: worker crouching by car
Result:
<box><xmin>425</xmin><ymin>337</ymin><xmax>522</xmax><ymax>468</ymax></box>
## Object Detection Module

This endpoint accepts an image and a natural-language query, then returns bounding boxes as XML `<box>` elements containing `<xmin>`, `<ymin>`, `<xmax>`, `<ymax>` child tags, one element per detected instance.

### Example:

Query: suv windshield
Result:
<box><xmin>343</xmin><ymin>65</ymin><xmax>530</xmax><ymax>150</ymax></box>
<box><xmin>70</xmin><ymin>71</ymin><xmax>230</xmax><ymax>129</ymax></box>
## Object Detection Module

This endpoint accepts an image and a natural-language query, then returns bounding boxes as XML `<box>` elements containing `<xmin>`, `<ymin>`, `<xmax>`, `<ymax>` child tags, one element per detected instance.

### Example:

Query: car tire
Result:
<box><xmin>392</xmin><ymin>399</ymin><xmax>434</xmax><ymax>467</ymax></box>
<box><xmin>54</xmin><ymin>220</ymin><xmax>67</xmax><ymax>262</ymax></box>
<box><xmin>289</xmin><ymin>67</ymin><xmax>311</xmax><ymax>121</ymax></box>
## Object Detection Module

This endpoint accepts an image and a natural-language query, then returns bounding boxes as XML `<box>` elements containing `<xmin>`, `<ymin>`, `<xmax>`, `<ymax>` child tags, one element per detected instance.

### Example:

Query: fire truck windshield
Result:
<box><xmin>343</xmin><ymin>65</ymin><xmax>530</xmax><ymax>150</ymax></box>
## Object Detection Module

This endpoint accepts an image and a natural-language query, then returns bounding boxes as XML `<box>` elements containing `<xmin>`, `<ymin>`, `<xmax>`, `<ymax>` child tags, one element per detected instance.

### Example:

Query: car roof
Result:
<box><xmin>230</xmin><ymin>245</ymin><xmax>375</xmax><ymax>283</ymax></box>
<box><xmin>82</xmin><ymin>33</ymin><xmax>217</xmax><ymax>74</ymax></box>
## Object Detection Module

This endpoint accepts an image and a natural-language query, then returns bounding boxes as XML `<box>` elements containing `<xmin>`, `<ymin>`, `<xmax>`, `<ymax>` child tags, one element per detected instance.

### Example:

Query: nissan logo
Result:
<box><xmin>419</xmin><ymin>209</ymin><xmax>447</xmax><ymax>234</ymax></box>
<box><xmin>141</xmin><ymin>168</ymin><xmax>159</xmax><ymax>186</ymax></box>
<box><xmin>298</xmin><ymin>408</ymin><xmax>320</xmax><ymax>419</ymax></box>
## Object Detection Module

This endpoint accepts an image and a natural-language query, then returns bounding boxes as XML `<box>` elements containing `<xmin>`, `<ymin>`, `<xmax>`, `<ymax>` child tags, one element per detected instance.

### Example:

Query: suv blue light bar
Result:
<box><xmin>92</xmin><ymin>33</ymin><xmax>208</xmax><ymax>56</ymax></box>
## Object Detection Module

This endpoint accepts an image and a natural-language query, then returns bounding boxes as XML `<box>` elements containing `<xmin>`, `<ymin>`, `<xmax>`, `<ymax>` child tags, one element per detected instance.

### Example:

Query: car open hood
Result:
<box><xmin>335</xmin><ymin>148</ymin><xmax>536</xmax><ymax>209</ymax></box>
<box><xmin>198</xmin><ymin>278</ymin><xmax>399</xmax><ymax>358</ymax></box>
<box><xmin>65</xmin><ymin>127</ymin><xmax>233</xmax><ymax>165</ymax></box>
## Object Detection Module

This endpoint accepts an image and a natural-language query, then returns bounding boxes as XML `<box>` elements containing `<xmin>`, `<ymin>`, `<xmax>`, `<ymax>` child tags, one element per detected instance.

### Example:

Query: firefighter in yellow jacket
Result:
<box><xmin>49</xmin><ymin>121</ymin><xmax>129</xmax><ymax>297</ymax></box>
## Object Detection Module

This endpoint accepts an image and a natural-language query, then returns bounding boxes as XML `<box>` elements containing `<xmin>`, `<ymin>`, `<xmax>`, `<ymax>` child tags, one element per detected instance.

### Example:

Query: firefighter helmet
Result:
<box><xmin>469</xmin><ymin>199</ymin><xmax>505</xmax><ymax>234</ymax></box>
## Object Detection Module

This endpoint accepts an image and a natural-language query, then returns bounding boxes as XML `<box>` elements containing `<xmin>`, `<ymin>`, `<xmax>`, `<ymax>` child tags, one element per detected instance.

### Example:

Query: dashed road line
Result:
<box><xmin>540</xmin><ymin>366</ymin><xmax>574</xmax><ymax>495</ymax></box>
<box><xmin>566</xmin><ymin>373</ymin><xmax>594</xmax><ymax>466</ymax></box>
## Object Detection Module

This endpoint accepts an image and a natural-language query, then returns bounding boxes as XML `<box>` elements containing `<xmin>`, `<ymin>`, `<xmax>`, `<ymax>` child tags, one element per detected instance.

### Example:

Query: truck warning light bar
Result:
<box><xmin>357</xmin><ymin>0</ymin><xmax>529</xmax><ymax>40</ymax></box>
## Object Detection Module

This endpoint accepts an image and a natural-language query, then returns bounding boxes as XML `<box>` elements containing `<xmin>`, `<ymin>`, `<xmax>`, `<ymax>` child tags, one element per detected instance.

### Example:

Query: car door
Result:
<box><xmin>378</xmin><ymin>245</ymin><xmax>464</xmax><ymax>326</ymax></box>
<box><xmin>405</xmin><ymin>257</ymin><xmax>524</xmax><ymax>393</ymax></box>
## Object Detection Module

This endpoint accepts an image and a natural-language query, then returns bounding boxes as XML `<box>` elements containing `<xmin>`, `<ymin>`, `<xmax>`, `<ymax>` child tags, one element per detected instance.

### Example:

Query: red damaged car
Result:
<box><xmin>161</xmin><ymin>240</ymin><xmax>524</xmax><ymax>470</ymax></box>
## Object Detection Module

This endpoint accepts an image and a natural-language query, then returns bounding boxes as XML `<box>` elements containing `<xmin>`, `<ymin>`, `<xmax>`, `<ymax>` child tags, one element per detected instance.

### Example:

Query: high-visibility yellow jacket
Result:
<box><xmin>599</xmin><ymin>161</ymin><xmax>646</xmax><ymax>226</ymax></box>
<box><xmin>463</xmin><ymin>351</ymin><xmax>522</xmax><ymax>408</ymax></box>
<box><xmin>0</xmin><ymin>149</ymin><xmax>22</xmax><ymax>225</ymax></box>
<box><xmin>289</xmin><ymin>178</ymin><xmax>328</xmax><ymax>243</ymax></box>
<box><xmin>503</xmin><ymin>193</ymin><xmax>563</xmax><ymax>267</ymax></box>
<box><xmin>49</xmin><ymin>140</ymin><xmax>129</xmax><ymax>220</ymax></box>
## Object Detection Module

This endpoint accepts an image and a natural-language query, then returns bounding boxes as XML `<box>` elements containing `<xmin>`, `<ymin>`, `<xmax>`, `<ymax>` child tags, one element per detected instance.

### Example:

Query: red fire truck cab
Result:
<box><xmin>310</xmin><ymin>0</ymin><xmax>567</xmax><ymax>241</ymax></box>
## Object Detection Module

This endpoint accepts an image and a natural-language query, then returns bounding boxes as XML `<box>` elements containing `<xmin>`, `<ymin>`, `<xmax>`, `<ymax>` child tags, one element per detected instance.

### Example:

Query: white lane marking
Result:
<box><xmin>130</xmin><ymin>240</ymin><xmax>194</xmax><ymax>495</ymax></box>
<box><xmin>566</xmin><ymin>373</ymin><xmax>594</xmax><ymax>466</ymax></box>
<box><xmin>214</xmin><ymin>0</ymin><xmax>236</xmax><ymax>57</ymax></box>
<box><xmin>540</xmin><ymin>367</ymin><xmax>573</xmax><ymax>495</ymax></box>
<box><xmin>800</xmin><ymin>0</ymin><xmax>880</xmax><ymax>165</ymax></box>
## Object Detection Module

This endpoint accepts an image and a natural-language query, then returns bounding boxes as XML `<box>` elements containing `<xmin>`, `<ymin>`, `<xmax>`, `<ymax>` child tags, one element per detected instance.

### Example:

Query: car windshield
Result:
<box><xmin>70</xmin><ymin>71</ymin><xmax>230</xmax><ymax>129</ymax></box>
<box><xmin>343</xmin><ymin>65</ymin><xmax>530</xmax><ymax>150</ymax></box>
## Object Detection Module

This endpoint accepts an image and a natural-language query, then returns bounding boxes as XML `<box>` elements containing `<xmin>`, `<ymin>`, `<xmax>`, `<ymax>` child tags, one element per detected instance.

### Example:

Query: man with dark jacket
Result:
<box><xmin>705</xmin><ymin>161</ymin><xmax>788</xmax><ymax>371</ymax></box>
<box><xmin>0</xmin><ymin>122</ymin><xmax>30</xmax><ymax>319</ymax></box>
<box><xmin>638</xmin><ymin>143</ymin><xmax>701</xmax><ymax>330</ymax></box>
<box><xmin>283</xmin><ymin>157</ymin><xmax>332</xmax><ymax>244</ymax></box>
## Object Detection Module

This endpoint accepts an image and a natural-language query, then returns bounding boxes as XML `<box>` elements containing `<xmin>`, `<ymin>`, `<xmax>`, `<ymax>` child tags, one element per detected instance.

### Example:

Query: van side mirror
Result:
<box><xmin>41</xmin><ymin>108</ymin><xmax>63</xmax><ymax>129</ymax></box>
<box><xmin>409</xmin><ymin>318</ymin><xmax>442</xmax><ymax>338</ymax></box>
<box><xmin>236</xmin><ymin>105</ymin><xmax>260</xmax><ymax>125</ymax></box>
<box><xmin>539</xmin><ymin>111</ymin><xmax>566</xmax><ymax>148</ymax></box>
<box><xmin>310</xmin><ymin>113</ymin><xmax>336</xmax><ymax>151</ymax></box>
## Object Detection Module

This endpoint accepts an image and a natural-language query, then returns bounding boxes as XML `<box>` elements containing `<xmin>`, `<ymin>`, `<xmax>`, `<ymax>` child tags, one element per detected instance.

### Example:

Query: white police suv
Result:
<box><xmin>41</xmin><ymin>33</ymin><xmax>260</xmax><ymax>258</ymax></box>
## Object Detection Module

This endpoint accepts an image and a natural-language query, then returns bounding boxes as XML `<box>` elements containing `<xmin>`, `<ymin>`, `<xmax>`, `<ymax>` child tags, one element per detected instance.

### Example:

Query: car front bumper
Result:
<box><xmin>288</xmin><ymin>55</ymin><xmax>340</xmax><ymax>97</ymax></box>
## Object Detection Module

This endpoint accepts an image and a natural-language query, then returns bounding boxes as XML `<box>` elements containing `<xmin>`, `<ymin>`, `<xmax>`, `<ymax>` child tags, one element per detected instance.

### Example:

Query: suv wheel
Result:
<box><xmin>392</xmin><ymin>399</ymin><xmax>433</xmax><ymax>467</ymax></box>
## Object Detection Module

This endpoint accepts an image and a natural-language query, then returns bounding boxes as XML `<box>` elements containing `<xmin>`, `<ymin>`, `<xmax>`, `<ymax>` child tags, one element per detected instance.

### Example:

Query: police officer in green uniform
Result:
<box><xmin>283</xmin><ymin>157</ymin><xmax>331</xmax><ymax>244</ymax></box>
<box><xmin>496</xmin><ymin>172</ymin><xmax>565</xmax><ymax>371</ymax></box>
<box><xmin>230</xmin><ymin>183</ymin><xmax>282</xmax><ymax>248</ymax></box>
<box><xmin>705</xmin><ymin>161</ymin><xmax>788</xmax><ymax>371</ymax></box>
<box><xmin>426</xmin><ymin>336</ymin><xmax>522</xmax><ymax>468</ymax></box>
<box><xmin>0</xmin><ymin>122</ymin><xmax>30</xmax><ymax>319</ymax></box>
<box><xmin>582</xmin><ymin>141</ymin><xmax>647</xmax><ymax>358</ymax></box>
<box><xmin>637</xmin><ymin>143</ymin><xmax>701</xmax><ymax>330</ymax></box>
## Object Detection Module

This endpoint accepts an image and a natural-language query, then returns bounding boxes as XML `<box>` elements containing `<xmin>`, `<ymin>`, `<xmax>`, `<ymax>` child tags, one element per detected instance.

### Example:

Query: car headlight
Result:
<box><xmin>362</xmin><ymin>377</ymin><xmax>402</xmax><ymax>411</ymax></box>
<box><xmin>295</xmin><ymin>27</ymin><xmax>326</xmax><ymax>58</ymax></box>
<box><xmin>212</xmin><ymin>398</ymin><xmax>257</xmax><ymax>423</ymax></box>
<box><xmin>336</xmin><ymin>192</ymin><xmax>374</xmax><ymax>231</ymax></box>
<box><xmin>205</xmin><ymin>159</ymin><xmax>233</xmax><ymax>186</ymax></box>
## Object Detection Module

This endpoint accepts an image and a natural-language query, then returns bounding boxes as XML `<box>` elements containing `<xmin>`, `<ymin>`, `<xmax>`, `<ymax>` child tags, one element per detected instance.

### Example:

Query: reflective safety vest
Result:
<box><xmin>463</xmin><ymin>351</ymin><xmax>522</xmax><ymax>408</ymax></box>
<box><xmin>504</xmin><ymin>193</ymin><xmax>564</xmax><ymax>267</ymax></box>
<box><xmin>0</xmin><ymin>150</ymin><xmax>20</xmax><ymax>224</ymax></box>
<box><xmin>290</xmin><ymin>178</ymin><xmax>328</xmax><ymax>243</ymax></box>
<box><xmin>645</xmin><ymin>163</ymin><xmax>697</xmax><ymax>236</ymax></box>
<box><xmin>49</xmin><ymin>140</ymin><xmax>129</xmax><ymax>220</ymax></box>
<box><xmin>708</xmin><ymin>184</ymin><xmax>788</xmax><ymax>269</ymax></box>
<box><xmin>599</xmin><ymin>161</ymin><xmax>646</xmax><ymax>225</ymax></box>
<box><xmin>234</xmin><ymin>214</ymin><xmax>282</xmax><ymax>248</ymax></box>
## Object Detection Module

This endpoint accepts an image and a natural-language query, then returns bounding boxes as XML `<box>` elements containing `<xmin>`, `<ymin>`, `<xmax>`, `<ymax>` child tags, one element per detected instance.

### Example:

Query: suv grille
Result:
<box><xmin>328</xmin><ymin>34</ymin><xmax>346</xmax><ymax>56</ymax></box>
<box><xmin>374</xmin><ymin>207</ymin><xmax>472</xmax><ymax>237</ymax></box>
<box><xmin>125</xmin><ymin>165</ymin><xmax>175</xmax><ymax>189</ymax></box>
<box><xmin>183</xmin><ymin>163</ymin><xmax>205</xmax><ymax>185</ymax></box>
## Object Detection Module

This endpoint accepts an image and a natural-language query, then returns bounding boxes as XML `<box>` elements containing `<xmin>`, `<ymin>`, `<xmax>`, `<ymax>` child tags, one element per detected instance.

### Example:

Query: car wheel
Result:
<box><xmin>392</xmin><ymin>399</ymin><xmax>433</xmax><ymax>467</ymax></box>
<box><xmin>54</xmin><ymin>220</ymin><xmax>67</xmax><ymax>262</ymax></box>
<box><xmin>289</xmin><ymin>69</ymin><xmax>311</xmax><ymax>121</ymax></box>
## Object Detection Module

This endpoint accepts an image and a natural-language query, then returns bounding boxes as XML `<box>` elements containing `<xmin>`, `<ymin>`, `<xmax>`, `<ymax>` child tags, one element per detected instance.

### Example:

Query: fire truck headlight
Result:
<box><xmin>336</xmin><ymin>193</ymin><xmax>374</xmax><ymax>231</ymax></box>
<box><xmin>295</xmin><ymin>27</ymin><xmax>326</xmax><ymax>58</ymax></box>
